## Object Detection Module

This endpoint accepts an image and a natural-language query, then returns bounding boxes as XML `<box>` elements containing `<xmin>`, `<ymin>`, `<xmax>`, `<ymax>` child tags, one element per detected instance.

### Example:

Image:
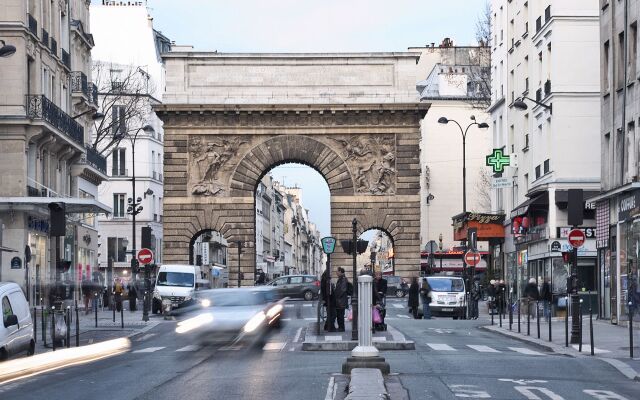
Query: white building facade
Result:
<box><xmin>490</xmin><ymin>0</ymin><xmax>601</xmax><ymax>305</ymax></box>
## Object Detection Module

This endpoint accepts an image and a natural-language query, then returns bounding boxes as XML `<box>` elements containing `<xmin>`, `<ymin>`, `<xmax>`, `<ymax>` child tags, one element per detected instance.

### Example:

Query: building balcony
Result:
<box><xmin>88</xmin><ymin>83</ymin><xmax>98</xmax><ymax>107</ymax></box>
<box><xmin>26</xmin><ymin>95</ymin><xmax>84</xmax><ymax>146</ymax></box>
<box><xmin>78</xmin><ymin>145</ymin><xmax>107</xmax><ymax>174</ymax></box>
<box><xmin>70</xmin><ymin>71</ymin><xmax>89</xmax><ymax>98</ymax></box>
<box><xmin>27</xmin><ymin>14</ymin><xmax>38</xmax><ymax>37</ymax></box>
<box><xmin>41</xmin><ymin>28</ymin><xmax>49</xmax><ymax>48</ymax></box>
<box><xmin>50</xmin><ymin>37</ymin><xmax>57</xmax><ymax>57</ymax></box>
<box><xmin>61</xmin><ymin>49</ymin><xmax>71</xmax><ymax>70</ymax></box>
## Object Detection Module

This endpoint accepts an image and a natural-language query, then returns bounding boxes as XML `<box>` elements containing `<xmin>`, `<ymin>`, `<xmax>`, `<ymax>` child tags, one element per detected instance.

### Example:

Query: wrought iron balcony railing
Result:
<box><xmin>70</xmin><ymin>71</ymin><xmax>89</xmax><ymax>97</ymax></box>
<box><xmin>27</xmin><ymin>14</ymin><xmax>38</xmax><ymax>37</ymax></box>
<box><xmin>544</xmin><ymin>79</ymin><xmax>551</xmax><ymax>97</ymax></box>
<box><xmin>50</xmin><ymin>37</ymin><xmax>57</xmax><ymax>57</ymax></box>
<box><xmin>41</xmin><ymin>28</ymin><xmax>49</xmax><ymax>47</ymax></box>
<box><xmin>61</xmin><ymin>49</ymin><xmax>70</xmax><ymax>69</ymax></box>
<box><xmin>88</xmin><ymin>82</ymin><xmax>98</xmax><ymax>106</ymax></box>
<box><xmin>80</xmin><ymin>145</ymin><xmax>107</xmax><ymax>174</ymax></box>
<box><xmin>26</xmin><ymin>95</ymin><xmax>84</xmax><ymax>145</ymax></box>
<box><xmin>536</xmin><ymin>88</ymin><xmax>542</xmax><ymax>103</ymax></box>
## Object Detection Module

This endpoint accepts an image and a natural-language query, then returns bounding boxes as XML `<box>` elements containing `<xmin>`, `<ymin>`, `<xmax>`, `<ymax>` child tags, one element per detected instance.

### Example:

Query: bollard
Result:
<box><xmin>537</xmin><ymin>301</ymin><xmax>540</xmax><ymax>339</ymax></box>
<box><xmin>548</xmin><ymin>303</ymin><xmax>552</xmax><ymax>342</ymax></box>
<box><xmin>113</xmin><ymin>292</ymin><xmax>116</xmax><ymax>323</ymax></box>
<box><xmin>565</xmin><ymin>296</ymin><xmax>569</xmax><ymax>347</ymax></box>
<box><xmin>491</xmin><ymin>304</ymin><xmax>494</xmax><ymax>325</ymax></box>
<box><xmin>509</xmin><ymin>291</ymin><xmax>513</xmax><ymax>331</ymax></box>
<box><xmin>75</xmin><ymin>300</ymin><xmax>80</xmax><ymax>347</ymax></box>
<box><xmin>66</xmin><ymin>307</ymin><xmax>71</xmax><ymax>348</ymax></box>
<box><xmin>579</xmin><ymin>300</ymin><xmax>583</xmax><ymax>352</ymax></box>
<box><xmin>517</xmin><ymin>298</ymin><xmax>521</xmax><ymax>333</ymax></box>
<box><xmin>51</xmin><ymin>306</ymin><xmax>56</xmax><ymax>352</ymax></box>
<box><xmin>629</xmin><ymin>301</ymin><xmax>634</xmax><ymax>359</ymax></box>
<box><xmin>95</xmin><ymin>292</ymin><xmax>98</xmax><ymax>328</ymax></box>
<box><xmin>527</xmin><ymin>299</ymin><xmax>531</xmax><ymax>336</ymax></box>
<box><xmin>589</xmin><ymin>307</ymin><xmax>594</xmax><ymax>356</ymax></box>
<box><xmin>41</xmin><ymin>305</ymin><xmax>46</xmax><ymax>344</ymax></box>
<box><xmin>499</xmin><ymin>304</ymin><xmax>502</xmax><ymax>328</ymax></box>
<box><xmin>121</xmin><ymin>304</ymin><xmax>124</xmax><ymax>329</ymax></box>
<box><xmin>352</xmin><ymin>275</ymin><xmax>377</xmax><ymax>356</ymax></box>
<box><xmin>33</xmin><ymin>307</ymin><xmax>37</xmax><ymax>344</ymax></box>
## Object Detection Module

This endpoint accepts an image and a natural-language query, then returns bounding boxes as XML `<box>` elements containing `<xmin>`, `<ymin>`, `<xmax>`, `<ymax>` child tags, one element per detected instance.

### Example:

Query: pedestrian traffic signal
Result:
<box><xmin>131</xmin><ymin>258</ymin><xmax>140</xmax><ymax>274</ymax></box>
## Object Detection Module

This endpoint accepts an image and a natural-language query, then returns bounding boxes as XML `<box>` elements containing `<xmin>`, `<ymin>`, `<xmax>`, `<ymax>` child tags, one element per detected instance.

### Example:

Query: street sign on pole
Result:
<box><xmin>321</xmin><ymin>237</ymin><xmax>336</xmax><ymax>254</ymax></box>
<box><xmin>464</xmin><ymin>251</ymin><xmax>481</xmax><ymax>267</ymax></box>
<box><xmin>491</xmin><ymin>177</ymin><xmax>513</xmax><ymax>189</ymax></box>
<box><xmin>568</xmin><ymin>229</ymin><xmax>586</xmax><ymax>248</ymax></box>
<box><xmin>137</xmin><ymin>248</ymin><xmax>154</xmax><ymax>265</ymax></box>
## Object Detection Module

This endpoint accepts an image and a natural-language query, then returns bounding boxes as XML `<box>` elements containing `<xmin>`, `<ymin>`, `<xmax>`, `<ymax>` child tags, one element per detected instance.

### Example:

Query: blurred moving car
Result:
<box><xmin>176</xmin><ymin>287</ymin><xmax>285</xmax><ymax>346</ymax></box>
<box><xmin>385</xmin><ymin>276</ymin><xmax>409</xmax><ymax>298</ymax></box>
<box><xmin>1</xmin><ymin>282</ymin><xmax>35</xmax><ymax>360</ymax></box>
<box><xmin>425</xmin><ymin>276</ymin><xmax>466</xmax><ymax>319</ymax></box>
<box><xmin>266</xmin><ymin>274</ymin><xmax>319</xmax><ymax>301</ymax></box>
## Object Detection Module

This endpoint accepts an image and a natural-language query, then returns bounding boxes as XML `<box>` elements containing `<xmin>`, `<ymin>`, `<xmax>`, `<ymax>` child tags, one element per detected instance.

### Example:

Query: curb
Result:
<box><xmin>479</xmin><ymin>325</ymin><xmax>561</xmax><ymax>354</ymax></box>
<box><xmin>302</xmin><ymin>340</ymin><xmax>415</xmax><ymax>351</ymax></box>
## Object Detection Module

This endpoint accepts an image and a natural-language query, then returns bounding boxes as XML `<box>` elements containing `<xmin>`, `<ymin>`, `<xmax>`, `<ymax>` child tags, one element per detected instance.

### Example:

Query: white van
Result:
<box><xmin>0</xmin><ymin>282</ymin><xmax>35</xmax><ymax>359</ymax></box>
<box><xmin>152</xmin><ymin>265</ymin><xmax>200</xmax><ymax>313</ymax></box>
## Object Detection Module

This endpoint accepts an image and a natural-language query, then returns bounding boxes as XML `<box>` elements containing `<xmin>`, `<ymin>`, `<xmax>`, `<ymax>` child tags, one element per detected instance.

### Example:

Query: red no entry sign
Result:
<box><xmin>568</xmin><ymin>229</ymin><xmax>586</xmax><ymax>248</ymax></box>
<box><xmin>464</xmin><ymin>251</ymin><xmax>481</xmax><ymax>267</ymax></box>
<box><xmin>137</xmin><ymin>248</ymin><xmax>154</xmax><ymax>265</ymax></box>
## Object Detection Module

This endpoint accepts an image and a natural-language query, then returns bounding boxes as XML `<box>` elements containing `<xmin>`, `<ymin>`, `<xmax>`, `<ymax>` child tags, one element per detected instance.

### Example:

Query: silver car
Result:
<box><xmin>175</xmin><ymin>287</ymin><xmax>285</xmax><ymax>346</ymax></box>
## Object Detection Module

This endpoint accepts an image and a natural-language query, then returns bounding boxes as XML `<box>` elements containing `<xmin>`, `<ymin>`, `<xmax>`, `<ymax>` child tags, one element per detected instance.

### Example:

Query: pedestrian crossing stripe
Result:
<box><xmin>571</xmin><ymin>344</ymin><xmax>610</xmax><ymax>353</ymax></box>
<box><xmin>467</xmin><ymin>345</ymin><xmax>500</xmax><ymax>353</ymax></box>
<box><xmin>133</xmin><ymin>346</ymin><xmax>165</xmax><ymax>353</ymax></box>
<box><xmin>392</xmin><ymin>304</ymin><xmax>404</xmax><ymax>309</ymax></box>
<box><xmin>508</xmin><ymin>347</ymin><xmax>544</xmax><ymax>356</ymax></box>
<box><xmin>263</xmin><ymin>342</ymin><xmax>286</xmax><ymax>351</ymax></box>
<box><xmin>176</xmin><ymin>345</ymin><xmax>200</xmax><ymax>352</ymax></box>
<box><xmin>427</xmin><ymin>343</ymin><xmax>456</xmax><ymax>351</ymax></box>
<box><xmin>423</xmin><ymin>343</ymin><xmax>547</xmax><ymax>355</ymax></box>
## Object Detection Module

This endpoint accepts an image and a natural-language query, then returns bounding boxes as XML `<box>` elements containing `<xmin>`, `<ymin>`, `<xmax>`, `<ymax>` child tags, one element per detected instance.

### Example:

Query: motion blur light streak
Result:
<box><xmin>0</xmin><ymin>338</ymin><xmax>131</xmax><ymax>385</ymax></box>
<box><xmin>175</xmin><ymin>313</ymin><xmax>214</xmax><ymax>334</ymax></box>
<box><xmin>266</xmin><ymin>304</ymin><xmax>283</xmax><ymax>319</ymax></box>
<box><xmin>243</xmin><ymin>312</ymin><xmax>266</xmax><ymax>333</ymax></box>
<box><xmin>201</xmin><ymin>299</ymin><xmax>211</xmax><ymax>307</ymax></box>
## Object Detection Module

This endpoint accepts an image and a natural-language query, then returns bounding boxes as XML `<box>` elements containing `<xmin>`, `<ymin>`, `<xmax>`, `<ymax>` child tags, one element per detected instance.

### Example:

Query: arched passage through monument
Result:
<box><xmin>158</xmin><ymin>103</ymin><xmax>427</xmax><ymax>286</ymax></box>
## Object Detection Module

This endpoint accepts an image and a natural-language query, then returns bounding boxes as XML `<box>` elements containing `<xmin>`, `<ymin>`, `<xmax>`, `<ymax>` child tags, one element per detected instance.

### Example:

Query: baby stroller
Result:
<box><xmin>373</xmin><ymin>291</ymin><xmax>387</xmax><ymax>332</ymax></box>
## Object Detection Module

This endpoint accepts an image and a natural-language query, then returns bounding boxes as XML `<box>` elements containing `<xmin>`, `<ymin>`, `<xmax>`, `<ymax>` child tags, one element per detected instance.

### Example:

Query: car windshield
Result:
<box><xmin>198</xmin><ymin>290</ymin><xmax>275</xmax><ymax>306</ymax></box>
<box><xmin>428</xmin><ymin>278</ymin><xmax>464</xmax><ymax>292</ymax></box>
<box><xmin>157</xmin><ymin>272</ymin><xmax>195</xmax><ymax>287</ymax></box>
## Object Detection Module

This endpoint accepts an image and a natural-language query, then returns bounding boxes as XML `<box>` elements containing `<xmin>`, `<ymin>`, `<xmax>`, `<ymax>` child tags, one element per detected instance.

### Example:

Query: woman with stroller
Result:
<box><xmin>373</xmin><ymin>272</ymin><xmax>387</xmax><ymax>330</ymax></box>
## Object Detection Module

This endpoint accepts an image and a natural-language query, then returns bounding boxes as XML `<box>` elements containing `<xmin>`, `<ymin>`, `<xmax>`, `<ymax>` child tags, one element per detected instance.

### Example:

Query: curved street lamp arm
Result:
<box><xmin>519</xmin><ymin>96</ymin><xmax>552</xmax><ymax>112</ymax></box>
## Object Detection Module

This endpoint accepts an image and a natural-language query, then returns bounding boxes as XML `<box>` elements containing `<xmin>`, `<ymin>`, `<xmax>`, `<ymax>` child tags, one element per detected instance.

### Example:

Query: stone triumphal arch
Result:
<box><xmin>156</xmin><ymin>52</ymin><xmax>429</xmax><ymax>285</ymax></box>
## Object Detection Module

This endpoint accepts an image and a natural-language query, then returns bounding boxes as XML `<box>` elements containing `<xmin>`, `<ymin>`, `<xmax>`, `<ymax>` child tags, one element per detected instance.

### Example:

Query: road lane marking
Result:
<box><xmin>514</xmin><ymin>386</ymin><xmax>563</xmax><ymax>400</ymax></box>
<box><xmin>427</xmin><ymin>343</ymin><xmax>456</xmax><ymax>351</ymax></box>
<box><xmin>133</xmin><ymin>347</ymin><xmax>165</xmax><ymax>353</ymax></box>
<box><xmin>303</xmin><ymin>304</ymin><xmax>313</xmax><ymax>307</ymax></box>
<box><xmin>281</xmin><ymin>318</ymin><xmax>292</xmax><ymax>321</ymax></box>
<box><xmin>508</xmin><ymin>347</ymin><xmax>544</xmax><ymax>356</ymax></box>
<box><xmin>263</xmin><ymin>342</ymin><xmax>286</xmax><ymax>351</ymax></box>
<box><xmin>449</xmin><ymin>384</ymin><xmax>491</xmax><ymax>398</ymax></box>
<box><xmin>285</xmin><ymin>304</ymin><xmax>295</xmax><ymax>308</ymax></box>
<box><xmin>583</xmin><ymin>389</ymin><xmax>629</xmax><ymax>399</ymax></box>
<box><xmin>135</xmin><ymin>333</ymin><xmax>156</xmax><ymax>342</ymax></box>
<box><xmin>176</xmin><ymin>345</ymin><xmax>200</xmax><ymax>352</ymax></box>
<box><xmin>467</xmin><ymin>345</ymin><xmax>500</xmax><ymax>353</ymax></box>
<box><xmin>392</xmin><ymin>304</ymin><xmax>404</xmax><ymax>309</ymax></box>
<box><xmin>293</xmin><ymin>327</ymin><xmax>303</xmax><ymax>343</ymax></box>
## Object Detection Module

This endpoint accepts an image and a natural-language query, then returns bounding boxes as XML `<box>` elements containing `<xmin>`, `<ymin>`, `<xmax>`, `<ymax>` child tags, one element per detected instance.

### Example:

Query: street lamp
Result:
<box><xmin>513</xmin><ymin>96</ymin><xmax>552</xmax><ymax>114</ymax></box>
<box><xmin>437</xmin><ymin>116</ymin><xmax>489</xmax><ymax>214</ymax></box>
<box><xmin>71</xmin><ymin>110</ymin><xmax>105</xmax><ymax>121</ymax></box>
<box><xmin>0</xmin><ymin>40</ymin><xmax>16</xmax><ymax>58</ymax></box>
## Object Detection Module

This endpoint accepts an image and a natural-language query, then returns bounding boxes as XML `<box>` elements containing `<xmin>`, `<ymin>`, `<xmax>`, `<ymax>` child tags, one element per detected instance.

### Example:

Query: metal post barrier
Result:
<box><xmin>41</xmin><ymin>305</ymin><xmax>46</xmax><ymax>344</ymax></box>
<box><xmin>629</xmin><ymin>301</ymin><xmax>634</xmax><ymax>359</ymax></box>
<box><xmin>113</xmin><ymin>292</ymin><xmax>116</xmax><ymax>323</ymax></box>
<box><xmin>527</xmin><ymin>299</ymin><xmax>531</xmax><ymax>336</ymax></box>
<box><xmin>548</xmin><ymin>302</ymin><xmax>552</xmax><ymax>342</ymax></box>
<box><xmin>51</xmin><ymin>306</ymin><xmax>56</xmax><ymax>351</ymax></box>
<box><xmin>95</xmin><ymin>292</ymin><xmax>98</xmax><ymax>328</ymax></box>
<box><xmin>509</xmin><ymin>291</ymin><xmax>513</xmax><ymax>331</ymax></box>
<box><xmin>499</xmin><ymin>304</ymin><xmax>502</xmax><ymax>327</ymax></box>
<box><xmin>33</xmin><ymin>307</ymin><xmax>37</xmax><ymax>343</ymax></box>
<box><xmin>579</xmin><ymin>300</ymin><xmax>583</xmax><ymax>352</ymax></box>
<box><xmin>565</xmin><ymin>296</ymin><xmax>569</xmax><ymax>347</ymax></box>
<box><xmin>491</xmin><ymin>303</ymin><xmax>494</xmax><ymax>325</ymax></box>
<box><xmin>75</xmin><ymin>300</ymin><xmax>79</xmax><ymax>347</ymax></box>
<box><xmin>120</xmin><ymin>304</ymin><xmax>124</xmax><ymax>329</ymax></box>
<box><xmin>517</xmin><ymin>298</ymin><xmax>521</xmax><ymax>333</ymax></box>
<box><xmin>537</xmin><ymin>301</ymin><xmax>540</xmax><ymax>339</ymax></box>
<box><xmin>589</xmin><ymin>307</ymin><xmax>594</xmax><ymax>356</ymax></box>
<box><xmin>66</xmin><ymin>307</ymin><xmax>71</xmax><ymax>348</ymax></box>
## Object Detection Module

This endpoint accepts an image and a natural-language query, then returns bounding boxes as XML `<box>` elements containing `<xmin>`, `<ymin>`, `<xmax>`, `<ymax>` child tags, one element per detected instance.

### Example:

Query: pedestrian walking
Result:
<box><xmin>420</xmin><ymin>278</ymin><xmax>432</xmax><ymax>319</ymax></box>
<box><xmin>128</xmin><ymin>282</ymin><xmax>138</xmax><ymax>312</ymax></box>
<box><xmin>114</xmin><ymin>278</ymin><xmax>124</xmax><ymax>312</ymax></box>
<box><xmin>333</xmin><ymin>267</ymin><xmax>349</xmax><ymax>332</ymax></box>
<box><xmin>524</xmin><ymin>277</ymin><xmax>539</xmax><ymax>318</ymax></box>
<box><xmin>497</xmin><ymin>280</ymin><xmax>507</xmax><ymax>315</ymax></box>
<box><xmin>487</xmin><ymin>280</ymin><xmax>497</xmax><ymax>314</ymax></box>
<box><xmin>255</xmin><ymin>269</ymin><xmax>266</xmax><ymax>285</ymax></box>
<box><xmin>408</xmin><ymin>277</ymin><xmax>420</xmax><ymax>319</ymax></box>
<box><xmin>81</xmin><ymin>275</ymin><xmax>93</xmax><ymax>315</ymax></box>
<box><xmin>321</xmin><ymin>269</ymin><xmax>336</xmax><ymax>331</ymax></box>
<box><xmin>470</xmin><ymin>280</ymin><xmax>480</xmax><ymax>319</ymax></box>
<box><xmin>540</xmin><ymin>277</ymin><xmax>552</xmax><ymax>319</ymax></box>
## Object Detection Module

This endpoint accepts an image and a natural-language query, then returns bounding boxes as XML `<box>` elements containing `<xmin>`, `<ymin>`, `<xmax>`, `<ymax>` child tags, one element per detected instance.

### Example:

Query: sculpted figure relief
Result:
<box><xmin>190</xmin><ymin>136</ymin><xmax>247</xmax><ymax>196</ymax></box>
<box><xmin>334</xmin><ymin>135</ymin><xmax>396</xmax><ymax>195</ymax></box>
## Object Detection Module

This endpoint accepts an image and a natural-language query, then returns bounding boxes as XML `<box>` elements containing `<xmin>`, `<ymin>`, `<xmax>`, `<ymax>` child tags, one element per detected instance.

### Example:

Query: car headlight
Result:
<box><xmin>175</xmin><ymin>313</ymin><xmax>213</xmax><ymax>334</ymax></box>
<box><xmin>200</xmin><ymin>299</ymin><xmax>211</xmax><ymax>307</ymax></box>
<box><xmin>243</xmin><ymin>312</ymin><xmax>266</xmax><ymax>333</ymax></box>
<box><xmin>266</xmin><ymin>304</ymin><xmax>283</xmax><ymax>320</ymax></box>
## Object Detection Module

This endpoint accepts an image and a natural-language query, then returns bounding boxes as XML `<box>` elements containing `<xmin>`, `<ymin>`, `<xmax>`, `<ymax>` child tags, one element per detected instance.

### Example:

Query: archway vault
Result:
<box><xmin>157</xmin><ymin>103</ymin><xmax>428</xmax><ymax>285</ymax></box>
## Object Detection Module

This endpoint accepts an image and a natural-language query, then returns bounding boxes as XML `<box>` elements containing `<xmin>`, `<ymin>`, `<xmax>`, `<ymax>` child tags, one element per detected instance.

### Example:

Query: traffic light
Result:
<box><xmin>48</xmin><ymin>202</ymin><xmax>66</xmax><ymax>237</ymax></box>
<box><xmin>131</xmin><ymin>258</ymin><xmax>140</xmax><ymax>274</ymax></box>
<box><xmin>340</xmin><ymin>239</ymin><xmax>369</xmax><ymax>255</ymax></box>
<box><xmin>141</xmin><ymin>226</ymin><xmax>152</xmax><ymax>249</ymax></box>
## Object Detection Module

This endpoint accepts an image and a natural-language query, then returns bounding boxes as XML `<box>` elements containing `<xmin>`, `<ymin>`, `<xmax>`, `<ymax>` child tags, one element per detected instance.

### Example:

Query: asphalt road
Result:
<box><xmin>1</xmin><ymin>297</ymin><xmax>638</xmax><ymax>400</ymax></box>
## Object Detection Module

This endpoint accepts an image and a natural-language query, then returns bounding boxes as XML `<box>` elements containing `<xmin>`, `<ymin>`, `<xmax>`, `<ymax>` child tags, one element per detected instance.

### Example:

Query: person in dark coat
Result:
<box><xmin>320</xmin><ymin>269</ymin><xmax>336</xmax><ymax>331</ymax></box>
<box><xmin>540</xmin><ymin>277</ymin><xmax>552</xmax><ymax>319</ymax></box>
<box><xmin>408</xmin><ymin>276</ymin><xmax>420</xmax><ymax>319</ymax></box>
<box><xmin>524</xmin><ymin>278</ymin><xmax>540</xmax><ymax>318</ymax></box>
<box><xmin>333</xmin><ymin>267</ymin><xmax>349</xmax><ymax>332</ymax></box>
<box><xmin>128</xmin><ymin>282</ymin><xmax>138</xmax><ymax>312</ymax></box>
<box><xmin>497</xmin><ymin>280</ymin><xmax>507</xmax><ymax>315</ymax></box>
<box><xmin>420</xmin><ymin>278</ymin><xmax>432</xmax><ymax>319</ymax></box>
<box><xmin>374</xmin><ymin>272</ymin><xmax>388</xmax><ymax>302</ymax></box>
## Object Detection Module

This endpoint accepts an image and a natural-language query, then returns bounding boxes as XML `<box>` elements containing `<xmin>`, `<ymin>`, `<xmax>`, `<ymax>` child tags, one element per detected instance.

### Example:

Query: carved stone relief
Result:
<box><xmin>333</xmin><ymin>135</ymin><xmax>396</xmax><ymax>195</ymax></box>
<box><xmin>189</xmin><ymin>136</ymin><xmax>248</xmax><ymax>196</ymax></box>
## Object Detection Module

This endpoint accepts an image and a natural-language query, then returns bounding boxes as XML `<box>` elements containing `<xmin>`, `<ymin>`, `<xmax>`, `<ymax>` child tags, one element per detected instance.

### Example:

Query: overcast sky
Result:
<box><xmin>123</xmin><ymin>0</ymin><xmax>486</xmax><ymax>238</ymax></box>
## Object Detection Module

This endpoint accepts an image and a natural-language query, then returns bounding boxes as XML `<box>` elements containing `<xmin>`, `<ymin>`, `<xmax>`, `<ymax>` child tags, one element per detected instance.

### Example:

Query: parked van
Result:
<box><xmin>0</xmin><ymin>282</ymin><xmax>35</xmax><ymax>360</ymax></box>
<box><xmin>152</xmin><ymin>265</ymin><xmax>200</xmax><ymax>314</ymax></box>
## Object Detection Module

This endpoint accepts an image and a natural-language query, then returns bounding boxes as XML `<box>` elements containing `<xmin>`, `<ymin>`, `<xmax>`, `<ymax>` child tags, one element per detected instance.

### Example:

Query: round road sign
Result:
<box><xmin>464</xmin><ymin>251</ymin><xmax>481</xmax><ymax>267</ymax></box>
<box><xmin>137</xmin><ymin>248</ymin><xmax>154</xmax><ymax>265</ymax></box>
<box><xmin>568</xmin><ymin>229</ymin><xmax>586</xmax><ymax>249</ymax></box>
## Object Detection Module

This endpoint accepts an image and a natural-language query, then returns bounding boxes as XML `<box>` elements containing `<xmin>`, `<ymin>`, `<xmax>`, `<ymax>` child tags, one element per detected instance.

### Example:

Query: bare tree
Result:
<box><xmin>466</xmin><ymin>1</ymin><xmax>492</xmax><ymax>109</ymax></box>
<box><xmin>90</xmin><ymin>62</ymin><xmax>156</xmax><ymax>155</ymax></box>
<box><xmin>476</xmin><ymin>1</ymin><xmax>492</xmax><ymax>47</ymax></box>
<box><xmin>474</xmin><ymin>168</ymin><xmax>492</xmax><ymax>213</ymax></box>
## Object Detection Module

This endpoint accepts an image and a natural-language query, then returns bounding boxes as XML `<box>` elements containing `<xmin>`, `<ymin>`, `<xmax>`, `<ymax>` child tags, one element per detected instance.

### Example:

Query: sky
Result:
<box><xmin>115</xmin><ymin>0</ymin><xmax>487</xmax><ymax>238</ymax></box>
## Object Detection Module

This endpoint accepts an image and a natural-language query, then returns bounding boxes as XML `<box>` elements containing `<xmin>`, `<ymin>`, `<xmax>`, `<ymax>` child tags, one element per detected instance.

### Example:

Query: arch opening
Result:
<box><xmin>358</xmin><ymin>228</ymin><xmax>395</xmax><ymax>276</ymax></box>
<box><xmin>189</xmin><ymin>229</ymin><xmax>229</xmax><ymax>288</ymax></box>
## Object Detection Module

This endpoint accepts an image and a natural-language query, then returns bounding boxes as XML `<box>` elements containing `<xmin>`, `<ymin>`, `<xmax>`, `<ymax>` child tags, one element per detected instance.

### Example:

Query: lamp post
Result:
<box><xmin>0</xmin><ymin>40</ymin><xmax>16</xmax><ymax>58</ymax></box>
<box><xmin>236</xmin><ymin>241</ymin><xmax>243</xmax><ymax>288</ymax></box>
<box><xmin>513</xmin><ymin>97</ymin><xmax>553</xmax><ymax>114</ymax></box>
<box><xmin>437</xmin><ymin>116</ymin><xmax>489</xmax><ymax>215</ymax></box>
<box><xmin>123</xmin><ymin>124</ymin><xmax>155</xmax><ymax>282</ymax></box>
<box><xmin>351</xmin><ymin>218</ymin><xmax>359</xmax><ymax>341</ymax></box>
<box><xmin>438</xmin><ymin>233</ymin><xmax>443</xmax><ymax>271</ymax></box>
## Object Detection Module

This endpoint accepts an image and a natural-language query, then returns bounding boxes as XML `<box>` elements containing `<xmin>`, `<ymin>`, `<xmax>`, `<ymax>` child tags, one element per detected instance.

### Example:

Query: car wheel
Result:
<box><xmin>0</xmin><ymin>347</ymin><xmax>7</xmax><ymax>361</ymax></box>
<box><xmin>303</xmin><ymin>290</ymin><xmax>314</xmax><ymax>301</ymax></box>
<box><xmin>27</xmin><ymin>339</ymin><xmax>35</xmax><ymax>356</ymax></box>
<box><xmin>395</xmin><ymin>289</ymin><xmax>405</xmax><ymax>298</ymax></box>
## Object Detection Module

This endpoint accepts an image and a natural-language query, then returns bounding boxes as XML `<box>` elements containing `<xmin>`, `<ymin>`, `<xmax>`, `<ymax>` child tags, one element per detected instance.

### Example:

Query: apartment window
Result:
<box><xmin>618</xmin><ymin>31</ymin><xmax>625</xmax><ymax>89</ymax></box>
<box><xmin>543</xmin><ymin>159</ymin><xmax>550</xmax><ymax>174</ymax></box>
<box><xmin>523</xmin><ymin>134</ymin><xmax>529</xmax><ymax>150</ymax></box>
<box><xmin>113</xmin><ymin>194</ymin><xmax>126</xmax><ymax>218</ymax></box>
<box><xmin>112</xmin><ymin>148</ymin><xmax>126</xmax><ymax>176</ymax></box>
<box><xmin>151</xmin><ymin>150</ymin><xmax>156</xmax><ymax>178</ymax></box>
<box><xmin>544</xmin><ymin>6</ymin><xmax>551</xmax><ymax>23</ymax></box>
<box><xmin>630</xmin><ymin>22</ymin><xmax>637</xmax><ymax>79</ymax></box>
<box><xmin>604</xmin><ymin>40</ymin><xmax>610</xmax><ymax>91</ymax></box>
<box><xmin>112</xmin><ymin>105</ymin><xmax>126</xmax><ymax>135</ymax></box>
<box><xmin>525</xmin><ymin>77</ymin><xmax>529</xmax><ymax>93</ymax></box>
<box><xmin>524</xmin><ymin>173</ymin><xmax>529</xmax><ymax>193</ymax></box>
<box><xmin>107</xmin><ymin>237</ymin><xmax>127</xmax><ymax>262</ymax></box>
<box><xmin>535</xmin><ymin>165</ymin><xmax>541</xmax><ymax>179</ymax></box>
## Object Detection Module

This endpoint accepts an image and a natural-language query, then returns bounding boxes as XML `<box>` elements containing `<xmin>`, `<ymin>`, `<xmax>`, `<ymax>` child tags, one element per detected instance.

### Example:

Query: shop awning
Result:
<box><xmin>0</xmin><ymin>197</ymin><xmax>112</xmax><ymax>214</ymax></box>
<box><xmin>510</xmin><ymin>193</ymin><xmax>548</xmax><ymax>219</ymax></box>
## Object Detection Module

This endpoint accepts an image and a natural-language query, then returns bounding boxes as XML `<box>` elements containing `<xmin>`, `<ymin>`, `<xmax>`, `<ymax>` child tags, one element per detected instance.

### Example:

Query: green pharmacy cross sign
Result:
<box><xmin>321</xmin><ymin>237</ymin><xmax>336</xmax><ymax>254</ymax></box>
<box><xmin>486</xmin><ymin>148</ymin><xmax>510</xmax><ymax>173</ymax></box>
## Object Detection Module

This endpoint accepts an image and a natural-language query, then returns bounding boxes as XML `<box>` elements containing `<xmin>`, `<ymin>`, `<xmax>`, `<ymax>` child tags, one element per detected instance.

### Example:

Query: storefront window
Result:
<box><xmin>551</xmin><ymin>257</ymin><xmax>568</xmax><ymax>294</ymax></box>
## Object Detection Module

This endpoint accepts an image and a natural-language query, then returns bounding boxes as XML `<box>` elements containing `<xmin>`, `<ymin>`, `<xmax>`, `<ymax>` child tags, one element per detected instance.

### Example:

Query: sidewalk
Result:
<box><xmin>481</xmin><ymin>308</ymin><xmax>640</xmax><ymax>381</ymax></box>
<box><xmin>302</xmin><ymin>320</ymin><xmax>414</xmax><ymax>351</ymax></box>
<box><xmin>32</xmin><ymin>307</ymin><xmax>163</xmax><ymax>354</ymax></box>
